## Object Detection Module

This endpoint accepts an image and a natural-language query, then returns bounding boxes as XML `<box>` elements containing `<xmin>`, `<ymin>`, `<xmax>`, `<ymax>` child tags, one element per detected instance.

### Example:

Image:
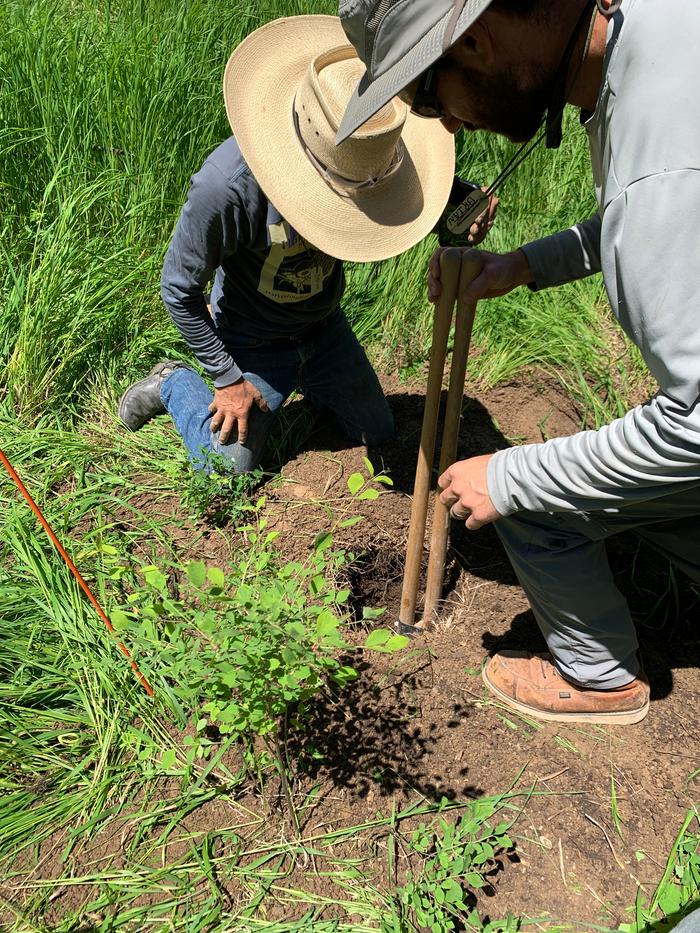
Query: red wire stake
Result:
<box><xmin>0</xmin><ymin>446</ymin><xmax>154</xmax><ymax>698</ymax></box>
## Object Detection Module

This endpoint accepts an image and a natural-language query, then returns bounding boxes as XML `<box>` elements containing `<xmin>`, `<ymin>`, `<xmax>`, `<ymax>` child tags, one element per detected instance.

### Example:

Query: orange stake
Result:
<box><xmin>0</xmin><ymin>446</ymin><xmax>154</xmax><ymax>698</ymax></box>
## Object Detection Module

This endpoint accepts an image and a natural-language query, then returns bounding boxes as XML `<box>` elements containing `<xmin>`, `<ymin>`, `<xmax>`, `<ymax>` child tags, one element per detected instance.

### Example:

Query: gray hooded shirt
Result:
<box><xmin>487</xmin><ymin>0</ymin><xmax>700</xmax><ymax>516</ymax></box>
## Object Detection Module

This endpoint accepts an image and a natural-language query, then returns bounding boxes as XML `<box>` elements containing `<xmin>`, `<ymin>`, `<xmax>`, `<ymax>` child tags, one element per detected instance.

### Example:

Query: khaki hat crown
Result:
<box><xmin>294</xmin><ymin>45</ymin><xmax>407</xmax><ymax>190</ymax></box>
<box><xmin>223</xmin><ymin>15</ymin><xmax>455</xmax><ymax>262</ymax></box>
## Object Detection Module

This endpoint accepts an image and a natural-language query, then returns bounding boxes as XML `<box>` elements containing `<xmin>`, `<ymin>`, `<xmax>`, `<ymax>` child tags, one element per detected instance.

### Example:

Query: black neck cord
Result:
<box><xmin>484</xmin><ymin>0</ymin><xmax>605</xmax><ymax>198</ymax></box>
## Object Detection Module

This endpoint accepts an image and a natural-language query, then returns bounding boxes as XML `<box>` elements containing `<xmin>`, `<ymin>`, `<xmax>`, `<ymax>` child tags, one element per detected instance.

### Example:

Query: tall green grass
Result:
<box><xmin>0</xmin><ymin>0</ymin><xmax>645</xmax><ymax>425</ymax></box>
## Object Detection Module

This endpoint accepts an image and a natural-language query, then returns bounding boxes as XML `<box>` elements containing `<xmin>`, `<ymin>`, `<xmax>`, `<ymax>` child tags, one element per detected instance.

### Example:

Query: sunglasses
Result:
<box><xmin>397</xmin><ymin>65</ymin><xmax>444</xmax><ymax>120</ymax></box>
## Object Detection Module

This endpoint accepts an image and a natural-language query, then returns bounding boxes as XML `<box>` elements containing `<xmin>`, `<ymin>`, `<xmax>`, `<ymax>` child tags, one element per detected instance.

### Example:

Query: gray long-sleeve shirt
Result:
<box><xmin>487</xmin><ymin>0</ymin><xmax>700</xmax><ymax>517</ymax></box>
<box><xmin>160</xmin><ymin>137</ymin><xmax>344</xmax><ymax>388</ymax></box>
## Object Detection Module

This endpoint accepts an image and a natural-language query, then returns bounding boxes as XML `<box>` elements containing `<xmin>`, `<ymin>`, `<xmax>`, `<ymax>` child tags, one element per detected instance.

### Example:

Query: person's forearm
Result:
<box><xmin>160</xmin><ymin>271</ymin><xmax>241</xmax><ymax>387</ymax></box>
<box><xmin>487</xmin><ymin>392</ymin><xmax>700</xmax><ymax>516</ymax></box>
<box><xmin>159</xmin><ymin>154</ymin><xmax>248</xmax><ymax>388</ymax></box>
<box><xmin>521</xmin><ymin>214</ymin><xmax>602</xmax><ymax>291</ymax></box>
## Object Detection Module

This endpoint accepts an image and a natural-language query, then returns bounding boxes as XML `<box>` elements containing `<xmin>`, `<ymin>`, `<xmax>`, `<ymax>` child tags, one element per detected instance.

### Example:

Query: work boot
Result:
<box><xmin>118</xmin><ymin>360</ymin><xmax>189</xmax><ymax>431</ymax></box>
<box><xmin>482</xmin><ymin>650</ymin><xmax>650</xmax><ymax>724</ymax></box>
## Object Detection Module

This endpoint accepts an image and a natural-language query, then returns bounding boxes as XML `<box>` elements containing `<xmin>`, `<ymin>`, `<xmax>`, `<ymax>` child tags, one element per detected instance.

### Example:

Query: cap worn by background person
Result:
<box><xmin>224</xmin><ymin>15</ymin><xmax>455</xmax><ymax>263</ymax></box>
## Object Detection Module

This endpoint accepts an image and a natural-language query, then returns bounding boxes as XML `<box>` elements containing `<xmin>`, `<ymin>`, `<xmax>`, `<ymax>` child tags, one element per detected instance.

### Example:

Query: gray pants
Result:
<box><xmin>495</xmin><ymin>484</ymin><xmax>700</xmax><ymax>689</ymax></box>
<box><xmin>674</xmin><ymin>908</ymin><xmax>700</xmax><ymax>933</ymax></box>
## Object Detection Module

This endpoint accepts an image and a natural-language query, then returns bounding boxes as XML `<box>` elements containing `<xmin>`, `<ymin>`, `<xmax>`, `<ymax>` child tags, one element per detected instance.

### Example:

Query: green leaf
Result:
<box><xmin>160</xmin><ymin>749</ymin><xmax>176</xmax><ymax>770</ymax></box>
<box><xmin>364</xmin><ymin>629</ymin><xmax>409</xmax><ymax>653</ymax></box>
<box><xmin>313</xmin><ymin>531</ymin><xmax>333</xmax><ymax>552</ymax></box>
<box><xmin>347</xmin><ymin>472</ymin><xmax>364</xmax><ymax>495</ymax></box>
<box><xmin>110</xmin><ymin>609</ymin><xmax>131</xmax><ymax>631</ymax></box>
<box><xmin>143</xmin><ymin>566</ymin><xmax>167</xmax><ymax>591</ymax></box>
<box><xmin>364</xmin><ymin>629</ymin><xmax>391</xmax><ymax>649</ymax></box>
<box><xmin>339</xmin><ymin>515</ymin><xmax>364</xmax><ymax>529</ymax></box>
<box><xmin>316</xmin><ymin>610</ymin><xmax>339</xmax><ymax>636</ymax></box>
<box><xmin>443</xmin><ymin>879</ymin><xmax>463</xmax><ymax>904</ymax></box>
<box><xmin>658</xmin><ymin>884</ymin><xmax>683</xmax><ymax>916</ymax></box>
<box><xmin>362</xmin><ymin>606</ymin><xmax>385</xmax><ymax>620</ymax></box>
<box><xmin>362</xmin><ymin>457</ymin><xmax>375</xmax><ymax>477</ymax></box>
<box><xmin>333</xmin><ymin>665</ymin><xmax>358</xmax><ymax>686</ymax></box>
<box><xmin>187</xmin><ymin>561</ymin><xmax>207</xmax><ymax>587</ymax></box>
<box><xmin>207</xmin><ymin>566</ymin><xmax>225</xmax><ymax>588</ymax></box>
<box><xmin>358</xmin><ymin>487</ymin><xmax>380</xmax><ymax>501</ymax></box>
<box><xmin>384</xmin><ymin>634</ymin><xmax>409</xmax><ymax>652</ymax></box>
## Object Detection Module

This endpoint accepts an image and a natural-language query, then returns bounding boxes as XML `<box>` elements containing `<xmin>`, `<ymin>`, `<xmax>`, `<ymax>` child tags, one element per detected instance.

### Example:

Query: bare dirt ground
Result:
<box><xmin>8</xmin><ymin>368</ymin><xmax>699</xmax><ymax>930</ymax></box>
<box><xmin>238</xmin><ymin>369</ymin><xmax>700</xmax><ymax>928</ymax></box>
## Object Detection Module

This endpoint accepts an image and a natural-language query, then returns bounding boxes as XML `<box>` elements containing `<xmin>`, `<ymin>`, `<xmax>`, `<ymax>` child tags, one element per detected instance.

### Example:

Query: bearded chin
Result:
<box><xmin>468</xmin><ymin>65</ymin><xmax>555</xmax><ymax>143</ymax></box>
<box><xmin>496</xmin><ymin>100</ymin><xmax>548</xmax><ymax>143</ymax></box>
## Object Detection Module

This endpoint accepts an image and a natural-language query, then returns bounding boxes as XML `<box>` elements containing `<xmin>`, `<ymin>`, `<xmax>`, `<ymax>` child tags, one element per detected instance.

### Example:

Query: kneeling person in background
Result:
<box><xmin>118</xmin><ymin>15</ymin><xmax>462</xmax><ymax>473</ymax></box>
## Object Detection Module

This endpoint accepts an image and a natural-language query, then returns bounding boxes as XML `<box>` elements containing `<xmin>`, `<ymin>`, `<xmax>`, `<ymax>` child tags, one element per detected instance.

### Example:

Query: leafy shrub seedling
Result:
<box><xmin>182</xmin><ymin>452</ymin><xmax>263</xmax><ymax>524</ymax></box>
<box><xmin>109</xmin><ymin>505</ymin><xmax>407</xmax><ymax>794</ymax></box>
<box><xmin>389</xmin><ymin>797</ymin><xmax>518</xmax><ymax>933</ymax></box>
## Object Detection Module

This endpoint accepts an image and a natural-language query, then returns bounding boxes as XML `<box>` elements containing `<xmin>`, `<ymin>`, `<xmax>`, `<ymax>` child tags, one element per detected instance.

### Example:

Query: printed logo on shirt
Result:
<box><xmin>258</xmin><ymin>220</ymin><xmax>336</xmax><ymax>303</ymax></box>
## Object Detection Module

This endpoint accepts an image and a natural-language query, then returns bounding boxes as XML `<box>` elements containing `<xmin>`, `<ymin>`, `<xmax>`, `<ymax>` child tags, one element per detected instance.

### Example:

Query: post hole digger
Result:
<box><xmin>396</xmin><ymin>247</ymin><xmax>482</xmax><ymax>637</ymax></box>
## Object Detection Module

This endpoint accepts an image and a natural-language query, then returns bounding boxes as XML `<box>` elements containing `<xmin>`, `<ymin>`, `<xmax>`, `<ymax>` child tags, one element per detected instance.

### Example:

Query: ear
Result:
<box><xmin>451</xmin><ymin>18</ymin><xmax>495</xmax><ymax>67</ymax></box>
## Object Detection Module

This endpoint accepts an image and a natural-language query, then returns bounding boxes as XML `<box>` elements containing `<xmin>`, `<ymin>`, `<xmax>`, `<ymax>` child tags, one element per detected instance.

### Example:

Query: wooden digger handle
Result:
<box><xmin>398</xmin><ymin>249</ymin><xmax>462</xmax><ymax>629</ymax></box>
<box><xmin>422</xmin><ymin>251</ymin><xmax>482</xmax><ymax>626</ymax></box>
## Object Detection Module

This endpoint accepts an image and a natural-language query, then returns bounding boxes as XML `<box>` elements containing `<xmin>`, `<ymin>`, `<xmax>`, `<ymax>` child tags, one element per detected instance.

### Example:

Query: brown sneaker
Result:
<box><xmin>482</xmin><ymin>650</ymin><xmax>650</xmax><ymax>724</ymax></box>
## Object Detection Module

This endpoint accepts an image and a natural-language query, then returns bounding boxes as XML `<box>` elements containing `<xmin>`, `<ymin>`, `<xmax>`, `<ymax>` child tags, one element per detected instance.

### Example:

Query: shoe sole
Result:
<box><xmin>481</xmin><ymin>667</ymin><xmax>650</xmax><ymax>725</ymax></box>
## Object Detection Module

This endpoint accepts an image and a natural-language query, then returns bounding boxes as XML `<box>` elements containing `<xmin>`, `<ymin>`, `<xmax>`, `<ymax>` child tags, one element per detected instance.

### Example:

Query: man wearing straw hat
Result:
<box><xmin>118</xmin><ymin>15</ymin><xmax>469</xmax><ymax>474</ymax></box>
<box><xmin>338</xmin><ymin>0</ymin><xmax>700</xmax><ymax>724</ymax></box>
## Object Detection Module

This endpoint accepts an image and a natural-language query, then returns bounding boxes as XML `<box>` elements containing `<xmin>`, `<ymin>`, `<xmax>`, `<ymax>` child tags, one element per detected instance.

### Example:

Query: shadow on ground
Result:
<box><xmin>277</xmin><ymin>389</ymin><xmax>510</xmax><ymax>497</ymax></box>
<box><xmin>286</xmin><ymin>655</ymin><xmax>483</xmax><ymax>803</ymax></box>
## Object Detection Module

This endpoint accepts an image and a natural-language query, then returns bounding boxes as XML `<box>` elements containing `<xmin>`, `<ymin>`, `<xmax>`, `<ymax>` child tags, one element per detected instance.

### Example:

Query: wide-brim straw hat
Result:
<box><xmin>223</xmin><ymin>15</ymin><xmax>455</xmax><ymax>263</ymax></box>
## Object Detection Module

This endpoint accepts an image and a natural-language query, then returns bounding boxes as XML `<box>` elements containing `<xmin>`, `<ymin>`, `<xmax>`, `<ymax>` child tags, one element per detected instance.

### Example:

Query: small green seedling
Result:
<box><xmin>392</xmin><ymin>798</ymin><xmax>516</xmax><ymax>932</ymax></box>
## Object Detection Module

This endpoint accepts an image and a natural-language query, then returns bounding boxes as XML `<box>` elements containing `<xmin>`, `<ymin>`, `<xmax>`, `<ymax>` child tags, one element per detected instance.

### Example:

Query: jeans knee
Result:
<box><xmin>220</xmin><ymin>443</ymin><xmax>262</xmax><ymax>474</ymax></box>
<box><xmin>159</xmin><ymin>365</ymin><xmax>199</xmax><ymax>407</ymax></box>
<box><xmin>190</xmin><ymin>441</ymin><xmax>262</xmax><ymax>475</ymax></box>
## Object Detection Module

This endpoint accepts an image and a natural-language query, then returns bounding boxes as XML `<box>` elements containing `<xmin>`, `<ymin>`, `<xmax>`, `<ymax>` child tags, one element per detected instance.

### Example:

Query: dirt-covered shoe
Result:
<box><xmin>118</xmin><ymin>360</ymin><xmax>188</xmax><ymax>431</ymax></box>
<box><xmin>482</xmin><ymin>650</ymin><xmax>650</xmax><ymax>724</ymax></box>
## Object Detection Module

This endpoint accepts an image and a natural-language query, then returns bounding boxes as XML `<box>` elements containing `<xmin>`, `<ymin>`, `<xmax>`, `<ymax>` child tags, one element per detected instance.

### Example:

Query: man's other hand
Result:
<box><xmin>208</xmin><ymin>378</ymin><xmax>269</xmax><ymax>445</ymax></box>
<box><xmin>466</xmin><ymin>191</ymin><xmax>499</xmax><ymax>246</ymax></box>
<box><xmin>438</xmin><ymin>454</ymin><xmax>501</xmax><ymax>531</ymax></box>
<box><xmin>428</xmin><ymin>247</ymin><xmax>534</xmax><ymax>304</ymax></box>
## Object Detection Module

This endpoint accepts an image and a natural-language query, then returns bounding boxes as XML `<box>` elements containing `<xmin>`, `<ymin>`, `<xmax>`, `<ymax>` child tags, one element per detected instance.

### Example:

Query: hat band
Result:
<box><xmin>292</xmin><ymin>103</ymin><xmax>405</xmax><ymax>199</ymax></box>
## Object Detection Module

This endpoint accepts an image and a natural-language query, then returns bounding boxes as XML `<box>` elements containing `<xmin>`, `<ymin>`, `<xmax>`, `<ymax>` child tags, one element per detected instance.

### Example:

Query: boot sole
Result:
<box><xmin>482</xmin><ymin>667</ymin><xmax>650</xmax><ymax>725</ymax></box>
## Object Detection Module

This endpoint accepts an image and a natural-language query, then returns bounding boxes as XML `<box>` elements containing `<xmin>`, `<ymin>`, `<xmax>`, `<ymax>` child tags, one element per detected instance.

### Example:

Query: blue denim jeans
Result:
<box><xmin>160</xmin><ymin>311</ymin><xmax>394</xmax><ymax>473</ymax></box>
